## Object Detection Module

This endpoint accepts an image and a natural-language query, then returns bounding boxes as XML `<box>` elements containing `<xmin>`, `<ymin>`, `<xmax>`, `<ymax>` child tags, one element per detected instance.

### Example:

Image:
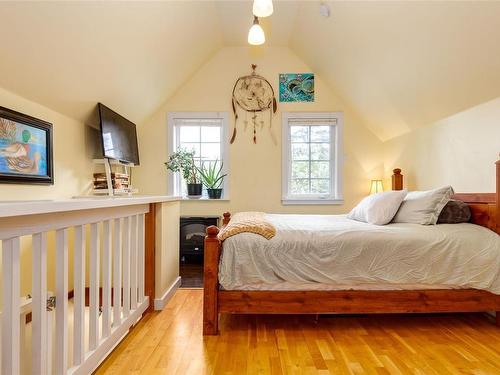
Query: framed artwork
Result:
<box><xmin>279</xmin><ymin>73</ymin><xmax>315</xmax><ymax>102</ymax></box>
<box><xmin>0</xmin><ymin>106</ymin><xmax>53</xmax><ymax>184</ymax></box>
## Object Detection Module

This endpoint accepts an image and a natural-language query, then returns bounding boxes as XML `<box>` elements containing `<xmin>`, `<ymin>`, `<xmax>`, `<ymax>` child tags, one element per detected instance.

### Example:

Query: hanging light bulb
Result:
<box><xmin>253</xmin><ymin>0</ymin><xmax>273</xmax><ymax>18</ymax></box>
<box><xmin>248</xmin><ymin>16</ymin><xmax>265</xmax><ymax>45</ymax></box>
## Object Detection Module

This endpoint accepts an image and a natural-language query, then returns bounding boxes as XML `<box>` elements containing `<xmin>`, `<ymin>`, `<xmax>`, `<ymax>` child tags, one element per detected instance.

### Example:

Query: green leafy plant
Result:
<box><xmin>164</xmin><ymin>149</ymin><xmax>199</xmax><ymax>184</ymax></box>
<box><xmin>198</xmin><ymin>160</ymin><xmax>227</xmax><ymax>189</ymax></box>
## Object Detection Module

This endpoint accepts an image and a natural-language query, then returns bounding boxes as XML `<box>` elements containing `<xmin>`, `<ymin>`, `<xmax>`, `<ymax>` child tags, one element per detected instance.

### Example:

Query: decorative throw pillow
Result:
<box><xmin>347</xmin><ymin>190</ymin><xmax>408</xmax><ymax>225</ymax></box>
<box><xmin>393</xmin><ymin>186</ymin><xmax>454</xmax><ymax>225</ymax></box>
<box><xmin>437</xmin><ymin>200</ymin><xmax>471</xmax><ymax>224</ymax></box>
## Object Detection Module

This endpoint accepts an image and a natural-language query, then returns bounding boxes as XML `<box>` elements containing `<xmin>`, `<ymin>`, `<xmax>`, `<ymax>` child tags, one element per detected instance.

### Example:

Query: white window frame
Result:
<box><xmin>282</xmin><ymin>112</ymin><xmax>344</xmax><ymax>205</ymax></box>
<box><xmin>167</xmin><ymin>112</ymin><xmax>229</xmax><ymax>199</ymax></box>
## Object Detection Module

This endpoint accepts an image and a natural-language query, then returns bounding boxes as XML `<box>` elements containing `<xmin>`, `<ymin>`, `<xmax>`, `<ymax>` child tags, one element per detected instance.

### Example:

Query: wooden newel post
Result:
<box><xmin>203</xmin><ymin>225</ymin><xmax>221</xmax><ymax>335</ymax></box>
<box><xmin>392</xmin><ymin>168</ymin><xmax>403</xmax><ymax>191</ymax></box>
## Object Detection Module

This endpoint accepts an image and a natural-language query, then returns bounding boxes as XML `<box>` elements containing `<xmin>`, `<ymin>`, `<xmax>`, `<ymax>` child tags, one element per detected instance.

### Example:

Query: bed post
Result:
<box><xmin>392</xmin><ymin>168</ymin><xmax>403</xmax><ymax>190</ymax></box>
<box><xmin>203</xmin><ymin>225</ymin><xmax>221</xmax><ymax>335</ymax></box>
<box><xmin>222</xmin><ymin>212</ymin><xmax>231</xmax><ymax>226</ymax></box>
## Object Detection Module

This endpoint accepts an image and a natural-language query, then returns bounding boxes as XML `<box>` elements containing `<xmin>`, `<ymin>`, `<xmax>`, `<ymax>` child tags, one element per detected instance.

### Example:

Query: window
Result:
<box><xmin>282</xmin><ymin>112</ymin><xmax>343</xmax><ymax>204</ymax></box>
<box><xmin>167</xmin><ymin>112</ymin><xmax>229</xmax><ymax>198</ymax></box>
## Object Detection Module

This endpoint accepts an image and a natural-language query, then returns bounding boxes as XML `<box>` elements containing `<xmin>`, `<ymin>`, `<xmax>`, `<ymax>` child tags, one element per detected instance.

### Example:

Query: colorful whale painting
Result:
<box><xmin>279</xmin><ymin>73</ymin><xmax>315</xmax><ymax>102</ymax></box>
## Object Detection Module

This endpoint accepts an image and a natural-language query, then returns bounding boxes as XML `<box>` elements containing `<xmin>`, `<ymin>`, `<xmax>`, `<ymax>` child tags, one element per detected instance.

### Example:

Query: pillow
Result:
<box><xmin>437</xmin><ymin>199</ymin><xmax>471</xmax><ymax>224</ymax></box>
<box><xmin>393</xmin><ymin>186</ymin><xmax>454</xmax><ymax>225</ymax></box>
<box><xmin>347</xmin><ymin>190</ymin><xmax>408</xmax><ymax>225</ymax></box>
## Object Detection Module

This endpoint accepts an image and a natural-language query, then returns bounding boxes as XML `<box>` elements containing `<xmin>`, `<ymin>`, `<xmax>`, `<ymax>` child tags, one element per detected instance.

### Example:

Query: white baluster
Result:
<box><xmin>32</xmin><ymin>232</ymin><xmax>48</xmax><ymax>374</ymax></box>
<box><xmin>102</xmin><ymin>220</ymin><xmax>112</xmax><ymax>338</ymax></box>
<box><xmin>73</xmin><ymin>225</ymin><xmax>85</xmax><ymax>366</ymax></box>
<box><xmin>47</xmin><ymin>301</ymin><xmax>54</xmax><ymax>375</ymax></box>
<box><xmin>130</xmin><ymin>215</ymin><xmax>138</xmax><ymax>310</ymax></box>
<box><xmin>138</xmin><ymin>213</ymin><xmax>145</xmax><ymax>302</ymax></box>
<box><xmin>56</xmin><ymin>228</ymin><xmax>68</xmax><ymax>374</ymax></box>
<box><xmin>19</xmin><ymin>304</ymin><xmax>29</xmax><ymax>375</ymax></box>
<box><xmin>113</xmin><ymin>218</ymin><xmax>122</xmax><ymax>327</ymax></box>
<box><xmin>2</xmin><ymin>237</ymin><xmax>21</xmax><ymax>375</ymax></box>
<box><xmin>89</xmin><ymin>222</ymin><xmax>100</xmax><ymax>350</ymax></box>
<box><xmin>122</xmin><ymin>217</ymin><xmax>130</xmax><ymax>318</ymax></box>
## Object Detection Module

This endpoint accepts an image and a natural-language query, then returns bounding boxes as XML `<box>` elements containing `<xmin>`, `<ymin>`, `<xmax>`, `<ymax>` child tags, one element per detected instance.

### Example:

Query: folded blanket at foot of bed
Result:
<box><xmin>217</xmin><ymin>211</ymin><xmax>276</xmax><ymax>241</ymax></box>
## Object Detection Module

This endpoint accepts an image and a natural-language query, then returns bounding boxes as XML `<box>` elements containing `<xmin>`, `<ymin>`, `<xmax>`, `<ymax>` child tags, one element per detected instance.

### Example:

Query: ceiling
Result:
<box><xmin>1</xmin><ymin>1</ymin><xmax>500</xmax><ymax>140</ymax></box>
<box><xmin>291</xmin><ymin>1</ymin><xmax>500</xmax><ymax>140</ymax></box>
<box><xmin>0</xmin><ymin>1</ymin><xmax>222</xmax><ymax>124</ymax></box>
<box><xmin>216</xmin><ymin>1</ymin><xmax>299</xmax><ymax>46</ymax></box>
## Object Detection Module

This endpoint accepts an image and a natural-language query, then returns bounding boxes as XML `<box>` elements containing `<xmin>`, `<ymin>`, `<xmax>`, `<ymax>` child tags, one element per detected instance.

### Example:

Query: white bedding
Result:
<box><xmin>219</xmin><ymin>214</ymin><xmax>500</xmax><ymax>294</ymax></box>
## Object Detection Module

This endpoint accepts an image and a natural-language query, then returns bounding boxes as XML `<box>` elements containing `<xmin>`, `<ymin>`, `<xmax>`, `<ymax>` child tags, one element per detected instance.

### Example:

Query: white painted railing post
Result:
<box><xmin>89</xmin><ymin>222</ymin><xmax>100</xmax><ymax>350</ymax></box>
<box><xmin>102</xmin><ymin>220</ymin><xmax>112</xmax><ymax>338</ymax></box>
<box><xmin>113</xmin><ymin>218</ymin><xmax>122</xmax><ymax>327</ymax></box>
<box><xmin>32</xmin><ymin>232</ymin><xmax>48</xmax><ymax>374</ymax></box>
<box><xmin>56</xmin><ymin>228</ymin><xmax>69</xmax><ymax>374</ymax></box>
<box><xmin>130</xmin><ymin>215</ymin><xmax>138</xmax><ymax>310</ymax></box>
<box><xmin>73</xmin><ymin>225</ymin><xmax>86</xmax><ymax>366</ymax></box>
<box><xmin>2</xmin><ymin>237</ymin><xmax>21</xmax><ymax>375</ymax></box>
<box><xmin>123</xmin><ymin>216</ymin><xmax>131</xmax><ymax>318</ymax></box>
<box><xmin>138</xmin><ymin>213</ymin><xmax>145</xmax><ymax>302</ymax></box>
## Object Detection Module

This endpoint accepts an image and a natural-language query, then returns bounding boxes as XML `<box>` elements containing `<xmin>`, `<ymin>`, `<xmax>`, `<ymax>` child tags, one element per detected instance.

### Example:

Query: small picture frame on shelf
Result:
<box><xmin>0</xmin><ymin>106</ymin><xmax>54</xmax><ymax>184</ymax></box>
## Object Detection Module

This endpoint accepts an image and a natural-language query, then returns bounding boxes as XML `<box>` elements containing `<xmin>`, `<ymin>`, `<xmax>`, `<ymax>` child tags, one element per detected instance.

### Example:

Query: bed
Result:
<box><xmin>203</xmin><ymin>159</ymin><xmax>500</xmax><ymax>335</ymax></box>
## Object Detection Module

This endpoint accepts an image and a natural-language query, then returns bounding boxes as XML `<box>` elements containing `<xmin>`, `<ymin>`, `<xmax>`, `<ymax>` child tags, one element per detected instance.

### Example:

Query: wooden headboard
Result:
<box><xmin>391</xmin><ymin>158</ymin><xmax>500</xmax><ymax>234</ymax></box>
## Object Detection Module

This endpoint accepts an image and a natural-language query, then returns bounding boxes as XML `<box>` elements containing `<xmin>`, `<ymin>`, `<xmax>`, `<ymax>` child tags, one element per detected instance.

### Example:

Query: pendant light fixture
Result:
<box><xmin>248</xmin><ymin>16</ymin><xmax>265</xmax><ymax>46</ymax></box>
<box><xmin>253</xmin><ymin>0</ymin><xmax>273</xmax><ymax>18</ymax></box>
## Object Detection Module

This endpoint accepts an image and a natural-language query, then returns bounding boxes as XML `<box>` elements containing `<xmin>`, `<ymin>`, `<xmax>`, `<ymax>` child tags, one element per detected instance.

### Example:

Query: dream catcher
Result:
<box><xmin>231</xmin><ymin>64</ymin><xmax>277</xmax><ymax>144</ymax></box>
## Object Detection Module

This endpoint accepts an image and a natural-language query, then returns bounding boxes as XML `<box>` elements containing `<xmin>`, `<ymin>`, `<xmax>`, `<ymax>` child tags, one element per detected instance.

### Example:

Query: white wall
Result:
<box><xmin>0</xmin><ymin>86</ymin><xmax>94</xmax><ymax>301</ymax></box>
<box><xmin>384</xmin><ymin>97</ymin><xmax>500</xmax><ymax>192</ymax></box>
<box><xmin>155</xmin><ymin>201</ymin><xmax>180</xmax><ymax>299</ymax></box>
<box><xmin>0</xmin><ymin>86</ymin><xmax>93</xmax><ymax>199</ymax></box>
<box><xmin>135</xmin><ymin>46</ymin><xmax>385</xmax><ymax>217</ymax></box>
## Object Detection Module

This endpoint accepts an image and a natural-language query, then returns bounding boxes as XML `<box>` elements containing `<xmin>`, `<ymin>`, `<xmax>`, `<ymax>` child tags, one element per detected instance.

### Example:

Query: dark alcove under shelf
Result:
<box><xmin>179</xmin><ymin>216</ymin><xmax>219</xmax><ymax>288</ymax></box>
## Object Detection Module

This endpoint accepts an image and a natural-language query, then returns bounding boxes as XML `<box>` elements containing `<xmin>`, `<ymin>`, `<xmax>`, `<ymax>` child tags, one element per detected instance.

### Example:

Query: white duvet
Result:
<box><xmin>219</xmin><ymin>214</ymin><xmax>500</xmax><ymax>294</ymax></box>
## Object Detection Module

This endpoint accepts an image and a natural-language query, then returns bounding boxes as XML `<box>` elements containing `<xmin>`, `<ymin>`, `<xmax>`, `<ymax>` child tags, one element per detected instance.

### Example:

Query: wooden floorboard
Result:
<box><xmin>95</xmin><ymin>289</ymin><xmax>500</xmax><ymax>375</ymax></box>
<box><xmin>180</xmin><ymin>263</ymin><xmax>204</xmax><ymax>288</ymax></box>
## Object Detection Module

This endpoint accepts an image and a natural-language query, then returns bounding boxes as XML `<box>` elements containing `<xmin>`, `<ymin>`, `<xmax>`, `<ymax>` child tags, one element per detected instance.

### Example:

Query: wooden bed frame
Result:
<box><xmin>203</xmin><ymin>158</ymin><xmax>500</xmax><ymax>335</ymax></box>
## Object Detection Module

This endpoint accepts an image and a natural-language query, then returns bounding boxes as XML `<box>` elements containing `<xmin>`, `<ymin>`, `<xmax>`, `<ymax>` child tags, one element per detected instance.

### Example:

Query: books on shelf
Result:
<box><xmin>92</xmin><ymin>158</ymin><xmax>138</xmax><ymax>196</ymax></box>
<box><xmin>93</xmin><ymin>172</ymin><xmax>131</xmax><ymax>191</ymax></box>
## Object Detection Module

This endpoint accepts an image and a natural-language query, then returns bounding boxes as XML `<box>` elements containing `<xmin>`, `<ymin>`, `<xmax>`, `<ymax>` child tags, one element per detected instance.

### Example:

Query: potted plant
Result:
<box><xmin>164</xmin><ymin>149</ymin><xmax>202</xmax><ymax>198</ymax></box>
<box><xmin>198</xmin><ymin>160</ymin><xmax>227</xmax><ymax>199</ymax></box>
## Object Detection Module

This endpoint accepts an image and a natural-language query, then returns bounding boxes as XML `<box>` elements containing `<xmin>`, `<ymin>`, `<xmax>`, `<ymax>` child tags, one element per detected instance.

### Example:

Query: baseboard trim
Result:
<box><xmin>154</xmin><ymin>276</ymin><xmax>181</xmax><ymax>310</ymax></box>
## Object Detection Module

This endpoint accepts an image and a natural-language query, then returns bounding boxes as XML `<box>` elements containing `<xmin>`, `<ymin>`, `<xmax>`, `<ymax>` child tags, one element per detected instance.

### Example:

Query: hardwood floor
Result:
<box><xmin>180</xmin><ymin>263</ymin><xmax>204</xmax><ymax>288</ymax></box>
<box><xmin>96</xmin><ymin>289</ymin><xmax>500</xmax><ymax>375</ymax></box>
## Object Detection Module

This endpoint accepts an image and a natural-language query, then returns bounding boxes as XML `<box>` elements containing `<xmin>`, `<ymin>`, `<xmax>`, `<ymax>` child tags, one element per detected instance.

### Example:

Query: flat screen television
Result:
<box><xmin>98</xmin><ymin>103</ymin><xmax>140</xmax><ymax>165</ymax></box>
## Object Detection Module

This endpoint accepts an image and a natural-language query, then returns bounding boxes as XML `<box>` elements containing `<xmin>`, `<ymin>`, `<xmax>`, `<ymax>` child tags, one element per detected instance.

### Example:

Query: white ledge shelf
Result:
<box><xmin>180</xmin><ymin>198</ymin><xmax>230</xmax><ymax>202</ymax></box>
<box><xmin>0</xmin><ymin>195</ymin><xmax>181</xmax><ymax>218</ymax></box>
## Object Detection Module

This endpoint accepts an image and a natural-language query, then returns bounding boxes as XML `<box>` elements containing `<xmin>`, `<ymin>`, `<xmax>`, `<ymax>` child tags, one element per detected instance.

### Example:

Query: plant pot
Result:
<box><xmin>207</xmin><ymin>188</ymin><xmax>223</xmax><ymax>199</ymax></box>
<box><xmin>187</xmin><ymin>183</ymin><xmax>202</xmax><ymax>198</ymax></box>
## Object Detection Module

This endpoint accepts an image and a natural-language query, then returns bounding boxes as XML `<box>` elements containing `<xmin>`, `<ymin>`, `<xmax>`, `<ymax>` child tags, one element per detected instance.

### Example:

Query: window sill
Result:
<box><xmin>180</xmin><ymin>197</ymin><xmax>230</xmax><ymax>202</ymax></box>
<box><xmin>282</xmin><ymin>198</ymin><xmax>344</xmax><ymax>205</ymax></box>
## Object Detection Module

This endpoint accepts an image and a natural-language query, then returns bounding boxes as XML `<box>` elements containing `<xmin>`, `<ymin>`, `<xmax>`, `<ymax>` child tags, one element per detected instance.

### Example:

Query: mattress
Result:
<box><xmin>218</xmin><ymin>214</ymin><xmax>500</xmax><ymax>293</ymax></box>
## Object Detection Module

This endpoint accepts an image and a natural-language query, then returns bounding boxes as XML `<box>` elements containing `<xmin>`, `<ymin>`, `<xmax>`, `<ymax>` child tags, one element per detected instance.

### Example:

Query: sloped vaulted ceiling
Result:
<box><xmin>0</xmin><ymin>1</ymin><xmax>222</xmax><ymax>123</ymax></box>
<box><xmin>0</xmin><ymin>1</ymin><xmax>499</xmax><ymax>141</ymax></box>
<box><xmin>291</xmin><ymin>1</ymin><xmax>500</xmax><ymax>140</ymax></box>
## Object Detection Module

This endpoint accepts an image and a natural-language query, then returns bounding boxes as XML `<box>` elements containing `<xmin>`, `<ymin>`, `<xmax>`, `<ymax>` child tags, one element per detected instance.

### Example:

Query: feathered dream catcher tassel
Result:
<box><xmin>231</xmin><ymin>64</ymin><xmax>277</xmax><ymax>144</ymax></box>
